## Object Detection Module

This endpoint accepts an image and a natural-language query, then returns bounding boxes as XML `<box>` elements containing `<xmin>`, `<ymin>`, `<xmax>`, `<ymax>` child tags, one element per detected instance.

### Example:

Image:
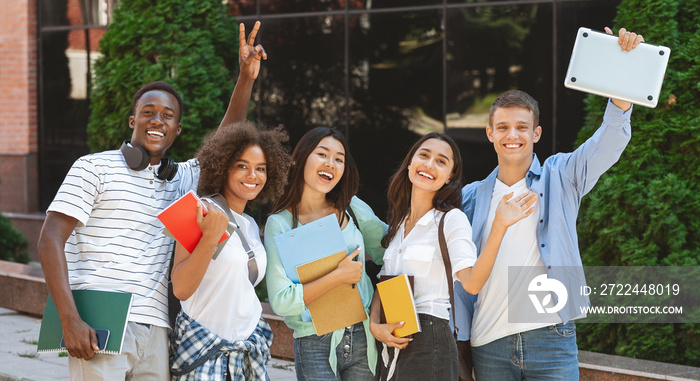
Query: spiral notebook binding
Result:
<box><xmin>36</xmin><ymin>348</ymin><xmax>120</xmax><ymax>355</ymax></box>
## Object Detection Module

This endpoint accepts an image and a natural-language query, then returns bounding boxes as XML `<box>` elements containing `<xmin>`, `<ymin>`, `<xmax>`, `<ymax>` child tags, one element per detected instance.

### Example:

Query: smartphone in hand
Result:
<box><xmin>61</xmin><ymin>329</ymin><xmax>110</xmax><ymax>351</ymax></box>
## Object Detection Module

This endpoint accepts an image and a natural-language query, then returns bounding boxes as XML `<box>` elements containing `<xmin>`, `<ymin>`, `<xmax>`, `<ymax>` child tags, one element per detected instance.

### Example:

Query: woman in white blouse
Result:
<box><xmin>369</xmin><ymin>132</ymin><xmax>536</xmax><ymax>380</ymax></box>
<box><xmin>169</xmin><ymin>123</ymin><xmax>291</xmax><ymax>380</ymax></box>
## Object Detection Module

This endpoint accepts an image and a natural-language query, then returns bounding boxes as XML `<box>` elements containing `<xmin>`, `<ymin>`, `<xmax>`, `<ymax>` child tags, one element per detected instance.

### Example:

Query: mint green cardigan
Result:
<box><xmin>264</xmin><ymin>196</ymin><xmax>387</xmax><ymax>376</ymax></box>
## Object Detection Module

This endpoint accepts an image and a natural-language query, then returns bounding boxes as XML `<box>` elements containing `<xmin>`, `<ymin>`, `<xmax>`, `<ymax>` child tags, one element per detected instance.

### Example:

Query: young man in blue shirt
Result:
<box><xmin>455</xmin><ymin>27</ymin><xmax>644</xmax><ymax>380</ymax></box>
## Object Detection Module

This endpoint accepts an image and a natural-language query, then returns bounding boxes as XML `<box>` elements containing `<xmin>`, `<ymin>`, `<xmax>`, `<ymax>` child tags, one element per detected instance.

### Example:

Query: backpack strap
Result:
<box><xmin>347</xmin><ymin>205</ymin><xmax>384</xmax><ymax>289</ymax></box>
<box><xmin>439</xmin><ymin>211</ymin><xmax>475</xmax><ymax>380</ymax></box>
<box><xmin>346</xmin><ymin>205</ymin><xmax>361</xmax><ymax>232</ymax></box>
<box><xmin>204</xmin><ymin>194</ymin><xmax>258</xmax><ymax>285</ymax></box>
<box><xmin>438</xmin><ymin>210</ymin><xmax>458</xmax><ymax>339</ymax></box>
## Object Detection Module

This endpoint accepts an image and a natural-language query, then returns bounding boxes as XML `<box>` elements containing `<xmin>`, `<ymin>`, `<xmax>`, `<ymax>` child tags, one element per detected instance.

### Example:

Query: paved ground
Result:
<box><xmin>0</xmin><ymin>307</ymin><xmax>296</xmax><ymax>381</ymax></box>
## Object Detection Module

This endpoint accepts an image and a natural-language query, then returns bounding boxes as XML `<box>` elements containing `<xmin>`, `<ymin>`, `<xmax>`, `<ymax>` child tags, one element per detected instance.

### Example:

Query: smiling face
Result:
<box><xmin>128</xmin><ymin>90</ymin><xmax>182</xmax><ymax>164</ymax></box>
<box><xmin>487</xmin><ymin>106</ymin><xmax>542</xmax><ymax>167</ymax></box>
<box><xmin>302</xmin><ymin>136</ymin><xmax>346</xmax><ymax>197</ymax></box>
<box><xmin>407</xmin><ymin>138</ymin><xmax>455</xmax><ymax>194</ymax></box>
<box><xmin>223</xmin><ymin>144</ymin><xmax>267</xmax><ymax>214</ymax></box>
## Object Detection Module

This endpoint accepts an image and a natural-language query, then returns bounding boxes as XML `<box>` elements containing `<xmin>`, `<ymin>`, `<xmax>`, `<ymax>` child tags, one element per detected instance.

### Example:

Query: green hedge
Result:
<box><xmin>0</xmin><ymin>213</ymin><xmax>29</xmax><ymax>264</ymax></box>
<box><xmin>575</xmin><ymin>0</ymin><xmax>700</xmax><ymax>366</ymax></box>
<box><xmin>88</xmin><ymin>0</ymin><xmax>238</xmax><ymax>161</ymax></box>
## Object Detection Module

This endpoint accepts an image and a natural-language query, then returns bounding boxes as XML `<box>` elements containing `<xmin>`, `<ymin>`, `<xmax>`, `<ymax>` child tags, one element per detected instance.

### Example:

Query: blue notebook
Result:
<box><xmin>274</xmin><ymin>214</ymin><xmax>349</xmax><ymax>322</ymax></box>
<box><xmin>274</xmin><ymin>214</ymin><xmax>347</xmax><ymax>283</ymax></box>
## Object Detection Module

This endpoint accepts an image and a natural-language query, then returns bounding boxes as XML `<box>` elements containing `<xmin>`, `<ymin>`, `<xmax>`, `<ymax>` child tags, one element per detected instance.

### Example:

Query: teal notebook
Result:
<box><xmin>37</xmin><ymin>290</ymin><xmax>133</xmax><ymax>355</ymax></box>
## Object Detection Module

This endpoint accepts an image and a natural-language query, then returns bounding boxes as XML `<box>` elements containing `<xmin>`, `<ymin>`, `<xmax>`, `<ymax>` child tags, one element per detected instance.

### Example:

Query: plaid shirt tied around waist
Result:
<box><xmin>170</xmin><ymin>310</ymin><xmax>273</xmax><ymax>380</ymax></box>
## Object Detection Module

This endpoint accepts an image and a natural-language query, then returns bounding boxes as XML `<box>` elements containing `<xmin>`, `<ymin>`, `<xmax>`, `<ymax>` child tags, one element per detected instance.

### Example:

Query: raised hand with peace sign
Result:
<box><xmin>218</xmin><ymin>21</ymin><xmax>268</xmax><ymax>130</ymax></box>
<box><xmin>239</xmin><ymin>21</ymin><xmax>268</xmax><ymax>81</ymax></box>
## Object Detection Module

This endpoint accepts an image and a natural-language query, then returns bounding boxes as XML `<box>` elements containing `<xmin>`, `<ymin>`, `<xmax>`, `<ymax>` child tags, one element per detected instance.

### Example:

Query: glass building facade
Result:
<box><xmin>38</xmin><ymin>0</ymin><xmax>620</xmax><ymax>217</ymax></box>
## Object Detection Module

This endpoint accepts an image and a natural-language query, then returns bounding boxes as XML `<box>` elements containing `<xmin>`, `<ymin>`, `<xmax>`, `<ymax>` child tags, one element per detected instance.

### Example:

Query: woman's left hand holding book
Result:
<box><xmin>171</xmin><ymin>200</ymin><xmax>230</xmax><ymax>301</ymax></box>
<box><xmin>368</xmin><ymin>293</ymin><xmax>412</xmax><ymax>350</ymax></box>
<box><xmin>196</xmin><ymin>200</ymin><xmax>230</xmax><ymax>246</ymax></box>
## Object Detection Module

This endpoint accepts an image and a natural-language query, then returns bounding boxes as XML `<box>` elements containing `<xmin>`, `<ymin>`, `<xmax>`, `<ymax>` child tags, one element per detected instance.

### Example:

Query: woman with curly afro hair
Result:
<box><xmin>170</xmin><ymin>121</ymin><xmax>291</xmax><ymax>380</ymax></box>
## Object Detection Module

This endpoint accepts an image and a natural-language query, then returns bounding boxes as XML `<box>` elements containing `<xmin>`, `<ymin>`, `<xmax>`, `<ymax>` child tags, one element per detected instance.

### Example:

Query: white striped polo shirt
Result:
<box><xmin>47</xmin><ymin>149</ymin><xmax>199</xmax><ymax>328</ymax></box>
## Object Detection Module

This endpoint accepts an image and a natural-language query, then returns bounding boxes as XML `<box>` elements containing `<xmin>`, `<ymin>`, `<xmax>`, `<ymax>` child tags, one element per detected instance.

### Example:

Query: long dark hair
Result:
<box><xmin>271</xmin><ymin>127</ymin><xmax>359</xmax><ymax>223</ymax></box>
<box><xmin>381</xmin><ymin>132</ymin><xmax>463</xmax><ymax>248</ymax></box>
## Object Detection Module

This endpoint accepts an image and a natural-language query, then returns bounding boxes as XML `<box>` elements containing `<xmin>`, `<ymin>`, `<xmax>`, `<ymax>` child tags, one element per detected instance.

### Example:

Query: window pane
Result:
<box><xmin>39</xmin><ymin>30</ymin><xmax>95</xmax><ymax>209</ymax></box>
<box><xmin>555</xmin><ymin>0</ymin><xmax>620</xmax><ymax>152</ymax></box>
<box><xmin>349</xmin><ymin>10</ymin><xmax>443</xmax><ymax>134</ymax></box>
<box><xmin>252</xmin><ymin>15</ymin><xmax>346</xmax><ymax>144</ymax></box>
<box><xmin>260</xmin><ymin>0</ymin><xmax>345</xmax><ymax>15</ymax></box>
<box><xmin>41</xmin><ymin>0</ymin><xmax>114</xmax><ymax>27</ymax></box>
<box><xmin>448</xmin><ymin>0</ymin><xmax>539</xmax><ymax>4</ymax></box>
<box><xmin>66</xmin><ymin>28</ymin><xmax>105</xmax><ymax>99</ymax></box>
<box><xmin>347</xmin><ymin>11</ymin><xmax>443</xmax><ymax>213</ymax></box>
<box><xmin>446</xmin><ymin>3</ymin><xmax>553</xmax><ymax>182</ymax></box>
<box><xmin>227</xmin><ymin>0</ymin><xmax>257</xmax><ymax>17</ymax></box>
<box><xmin>351</xmin><ymin>0</ymin><xmax>441</xmax><ymax>10</ymax></box>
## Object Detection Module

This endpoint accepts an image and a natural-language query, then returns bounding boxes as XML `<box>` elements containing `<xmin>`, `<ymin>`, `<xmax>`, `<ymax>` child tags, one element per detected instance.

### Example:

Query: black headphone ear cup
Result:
<box><xmin>120</xmin><ymin>141</ymin><xmax>150</xmax><ymax>171</ymax></box>
<box><xmin>157</xmin><ymin>157</ymin><xmax>178</xmax><ymax>181</ymax></box>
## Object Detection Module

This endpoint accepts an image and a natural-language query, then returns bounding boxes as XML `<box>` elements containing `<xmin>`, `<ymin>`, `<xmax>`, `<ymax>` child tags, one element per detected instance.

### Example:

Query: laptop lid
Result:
<box><xmin>564</xmin><ymin>27</ymin><xmax>670</xmax><ymax>108</ymax></box>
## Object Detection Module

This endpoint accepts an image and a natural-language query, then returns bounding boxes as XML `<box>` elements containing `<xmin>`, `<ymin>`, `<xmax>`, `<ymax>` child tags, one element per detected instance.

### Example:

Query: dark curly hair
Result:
<box><xmin>196</xmin><ymin>122</ymin><xmax>291</xmax><ymax>205</ymax></box>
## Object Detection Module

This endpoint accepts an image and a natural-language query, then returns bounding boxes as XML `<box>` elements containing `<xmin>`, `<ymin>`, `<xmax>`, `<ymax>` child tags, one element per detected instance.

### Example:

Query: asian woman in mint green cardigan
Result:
<box><xmin>264</xmin><ymin>127</ymin><xmax>386</xmax><ymax>380</ymax></box>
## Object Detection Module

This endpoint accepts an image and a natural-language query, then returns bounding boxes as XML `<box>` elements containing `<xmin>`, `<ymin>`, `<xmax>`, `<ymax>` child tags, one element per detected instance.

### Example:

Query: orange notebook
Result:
<box><xmin>376</xmin><ymin>274</ymin><xmax>421</xmax><ymax>338</ymax></box>
<box><xmin>157</xmin><ymin>190</ymin><xmax>230</xmax><ymax>253</ymax></box>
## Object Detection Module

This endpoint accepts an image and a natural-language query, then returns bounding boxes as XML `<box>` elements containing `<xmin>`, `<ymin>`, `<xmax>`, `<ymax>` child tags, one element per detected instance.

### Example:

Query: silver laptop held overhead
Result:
<box><xmin>564</xmin><ymin>27</ymin><xmax>670</xmax><ymax>108</ymax></box>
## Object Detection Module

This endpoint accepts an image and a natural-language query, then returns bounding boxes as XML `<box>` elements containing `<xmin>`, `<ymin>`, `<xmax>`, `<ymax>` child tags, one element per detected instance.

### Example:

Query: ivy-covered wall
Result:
<box><xmin>575</xmin><ymin>0</ymin><xmax>700</xmax><ymax>366</ymax></box>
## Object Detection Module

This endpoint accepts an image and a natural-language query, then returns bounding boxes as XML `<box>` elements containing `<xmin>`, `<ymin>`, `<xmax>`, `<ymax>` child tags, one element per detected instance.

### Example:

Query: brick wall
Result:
<box><xmin>0</xmin><ymin>0</ymin><xmax>40</xmax><ymax>229</ymax></box>
<box><xmin>0</xmin><ymin>0</ymin><xmax>37</xmax><ymax>156</ymax></box>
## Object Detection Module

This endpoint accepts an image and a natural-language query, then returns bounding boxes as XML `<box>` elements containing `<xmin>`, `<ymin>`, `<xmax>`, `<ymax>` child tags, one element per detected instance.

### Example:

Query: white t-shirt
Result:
<box><xmin>181</xmin><ymin>210</ymin><xmax>266</xmax><ymax>343</ymax></box>
<box><xmin>381</xmin><ymin>209</ymin><xmax>476</xmax><ymax>320</ymax></box>
<box><xmin>470</xmin><ymin>178</ymin><xmax>560</xmax><ymax>347</ymax></box>
<box><xmin>47</xmin><ymin>150</ymin><xmax>199</xmax><ymax>328</ymax></box>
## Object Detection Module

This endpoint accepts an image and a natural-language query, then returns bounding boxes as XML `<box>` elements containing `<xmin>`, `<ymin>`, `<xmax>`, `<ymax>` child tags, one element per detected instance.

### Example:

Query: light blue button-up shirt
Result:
<box><xmin>455</xmin><ymin>100</ymin><xmax>632</xmax><ymax>340</ymax></box>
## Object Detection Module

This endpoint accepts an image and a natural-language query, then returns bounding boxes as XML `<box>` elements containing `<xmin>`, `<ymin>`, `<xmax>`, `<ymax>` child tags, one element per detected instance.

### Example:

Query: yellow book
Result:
<box><xmin>376</xmin><ymin>274</ymin><xmax>421</xmax><ymax>337</ymax></box>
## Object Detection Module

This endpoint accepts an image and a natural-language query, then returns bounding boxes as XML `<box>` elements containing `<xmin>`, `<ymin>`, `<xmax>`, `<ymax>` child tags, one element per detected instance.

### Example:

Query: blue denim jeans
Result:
<box><xmin>471</xmin><ymin>322</ymin><xmax>578</xmax><ymax>381</ymax></box>
<box><xmin>294</xmin><ymin>322</ymin><xmax>375</xmax><ymax>381</ymax></box>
